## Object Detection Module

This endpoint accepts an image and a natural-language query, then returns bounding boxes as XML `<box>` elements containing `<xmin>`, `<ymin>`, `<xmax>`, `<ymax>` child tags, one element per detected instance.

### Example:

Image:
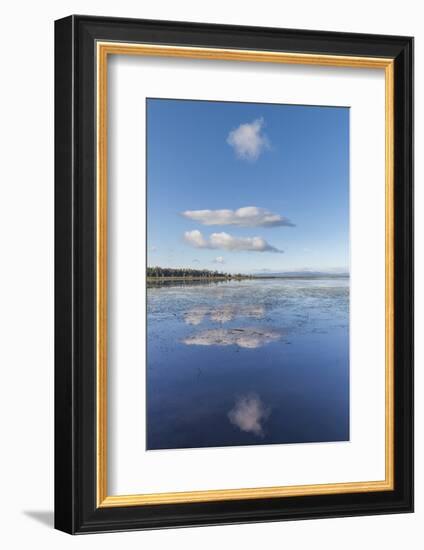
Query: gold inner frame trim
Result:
<box><xmin>96</xmin><ymin>42</ymin><xmax>395</xmax><ymax>508</ymax></box>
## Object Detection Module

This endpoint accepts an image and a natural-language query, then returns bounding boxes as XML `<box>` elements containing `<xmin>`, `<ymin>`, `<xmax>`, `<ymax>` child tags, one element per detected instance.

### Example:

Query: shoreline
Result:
<box><xmin>147</xmin><ymin>274</ymin><xmax>349</xmax><ymax>282</ymax></box>
<box><xmin>147</xmin><ymin>275</ymin><xmax>249</xmax><ymax>282</ymax></box>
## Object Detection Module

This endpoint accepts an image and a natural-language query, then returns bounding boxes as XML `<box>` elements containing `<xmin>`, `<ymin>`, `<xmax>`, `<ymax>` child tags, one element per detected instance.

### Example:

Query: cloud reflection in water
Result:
<box><xmin>183</xmin><ymin>306</ymin><xmax>210</xmax><ymax>326</ymax></box>
<box><xmin>182</xmin><ymin>327</ymin><xmax>281</xmax><ymax>349</ymax></box>
<box><xmin>228</xmin><ymin>394</ymin><xmax>270</xmax><ymax>437</ymax></box>
<box><xmin>184</xmin><ymin>304</ymin><xmax>266</xmax><ymax>325</ymax></box>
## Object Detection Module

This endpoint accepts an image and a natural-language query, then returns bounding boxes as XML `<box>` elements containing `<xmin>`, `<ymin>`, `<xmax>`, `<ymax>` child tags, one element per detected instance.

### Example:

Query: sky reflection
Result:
<box><xmin>147</xmin><ymin>278</ymin><xmax>349</xmax><ymax>450</ymax></box>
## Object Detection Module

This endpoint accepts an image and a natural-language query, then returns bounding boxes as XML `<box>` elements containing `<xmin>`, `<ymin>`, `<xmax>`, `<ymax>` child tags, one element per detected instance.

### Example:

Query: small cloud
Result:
<box><xmin>192</xmin><ymin>258</ymin><xmax>200</xmax><ymax>263</ymax></box>
<box><xmin>213</xmin><ymin>256</ymin><xmax>225</xmax><ymax>264</ymax></box>
<box><xmin>182</xmin><ymin>327</ymin><xmax>281</xmax><ymax>349</ymax></box>
<box><xmin>184</xmin><ymin>230</ymin><xmax>282</xmax><ymax>253</ymax></box>
<box><xmin>182</xmin><ymin>206</ymin><xmax>294</xmax><ymax>228</ymax></box>
<box><xmin>227</xmin><ymin>118</ymin><xmax>270</xmax><ymax>161</ymax></box>
<box><xmin>183</xmin><ymin>229</ymin><xmax>207</xmax><ymax>248</ymax></box>
<box><xmin>150</xmin><ymin>246</ymin><xmax>157</xmax><ymax>252</ymax></box>
<box><xmin>228</xmin><ymin>394</ymin><xmax>270</xmax><ymax>437</ymax></box>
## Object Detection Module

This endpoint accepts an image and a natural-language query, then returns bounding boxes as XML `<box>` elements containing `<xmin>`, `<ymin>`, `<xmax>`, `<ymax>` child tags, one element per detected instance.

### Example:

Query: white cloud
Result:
<box><xmin>228</xmin><ymin>394</ymin><xmax>270</xmax><ymax>436</ymax></box>
<box><xmin>183</xmin><ymin>229</ymin><xmax>207</xmax><ymax>248</ymax></box>
<box><xmin>227</xmin><ymin>117</ymin><xmax>270</xmax><ymax>161</ymax></box>
<box><xmin>184</xmin><ymin>230</ymin><xmax>282</xmax><ymax>253</ymax></box>
<box><xmin>213</xmin><ymin>256</ymin><xmax>225</xmax><ymax>264</ymax></box>
<box><xmin>182</xmin><ymin>206</ymin><xmax>294</xmax><ymax>228</ymax></box>
<box><xmin>182</xmin><ymin>327</ymin><xmax>281</xmax><ymax>349</ymax></box>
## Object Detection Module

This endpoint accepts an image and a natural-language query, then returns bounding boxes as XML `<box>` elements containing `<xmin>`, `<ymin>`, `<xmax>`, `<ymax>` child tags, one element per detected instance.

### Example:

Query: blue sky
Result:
<box><xmin>147</xmin><ymin>98</ymin><xmax>349</xmax><ymax>274</ymax></box>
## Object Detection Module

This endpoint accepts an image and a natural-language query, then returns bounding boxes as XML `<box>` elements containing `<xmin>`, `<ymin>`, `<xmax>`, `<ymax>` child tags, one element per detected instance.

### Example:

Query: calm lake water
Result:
<box><xmin>146</xmin><ymin>277</ymin><xmax>349</xmax><ymax>450</ymax></box>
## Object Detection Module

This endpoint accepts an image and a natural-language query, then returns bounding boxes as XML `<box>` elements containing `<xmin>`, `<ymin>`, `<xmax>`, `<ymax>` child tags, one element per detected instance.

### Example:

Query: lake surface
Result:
<box><xmin>146</xmin><ymin>277</ymin><xmax>349</xmax><ymax>450</ymax></box>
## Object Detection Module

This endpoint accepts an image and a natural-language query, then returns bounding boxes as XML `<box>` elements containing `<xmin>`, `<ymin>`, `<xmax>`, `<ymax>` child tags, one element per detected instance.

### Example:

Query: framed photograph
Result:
<box><xmin>55</xmin><ymin>15</ymin><xmax>413</xmax><ymax>533</ymax></box>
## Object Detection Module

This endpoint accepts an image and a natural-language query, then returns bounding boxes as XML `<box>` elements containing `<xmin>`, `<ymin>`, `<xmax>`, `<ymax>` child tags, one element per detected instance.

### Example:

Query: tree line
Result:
<box><xmin>147</xmin><ymin>266</ymin><xmax>246</xmax><ymax>279</ymax></box>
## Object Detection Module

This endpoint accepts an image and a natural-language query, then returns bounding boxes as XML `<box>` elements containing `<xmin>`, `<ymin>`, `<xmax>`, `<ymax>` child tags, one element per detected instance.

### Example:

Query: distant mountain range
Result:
<box><xmin>248</xmin><ymin>269</ymin><xmax>349</xmax><ymax>278</ymax></box>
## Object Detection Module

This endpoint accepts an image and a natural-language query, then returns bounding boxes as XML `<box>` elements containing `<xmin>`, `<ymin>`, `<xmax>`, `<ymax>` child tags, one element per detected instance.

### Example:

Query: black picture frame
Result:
<box><xmin>55</xmin><ymin>14</ymin><xmax>413</xmax><ymax>534</ymax></box>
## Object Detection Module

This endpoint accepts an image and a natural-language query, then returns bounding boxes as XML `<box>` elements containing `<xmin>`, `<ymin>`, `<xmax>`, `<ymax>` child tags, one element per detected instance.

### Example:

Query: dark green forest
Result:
<box><xmin>147</xmin><ymin>267</ymin><xmax>246</xmax><ymax>279</ymax></box>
